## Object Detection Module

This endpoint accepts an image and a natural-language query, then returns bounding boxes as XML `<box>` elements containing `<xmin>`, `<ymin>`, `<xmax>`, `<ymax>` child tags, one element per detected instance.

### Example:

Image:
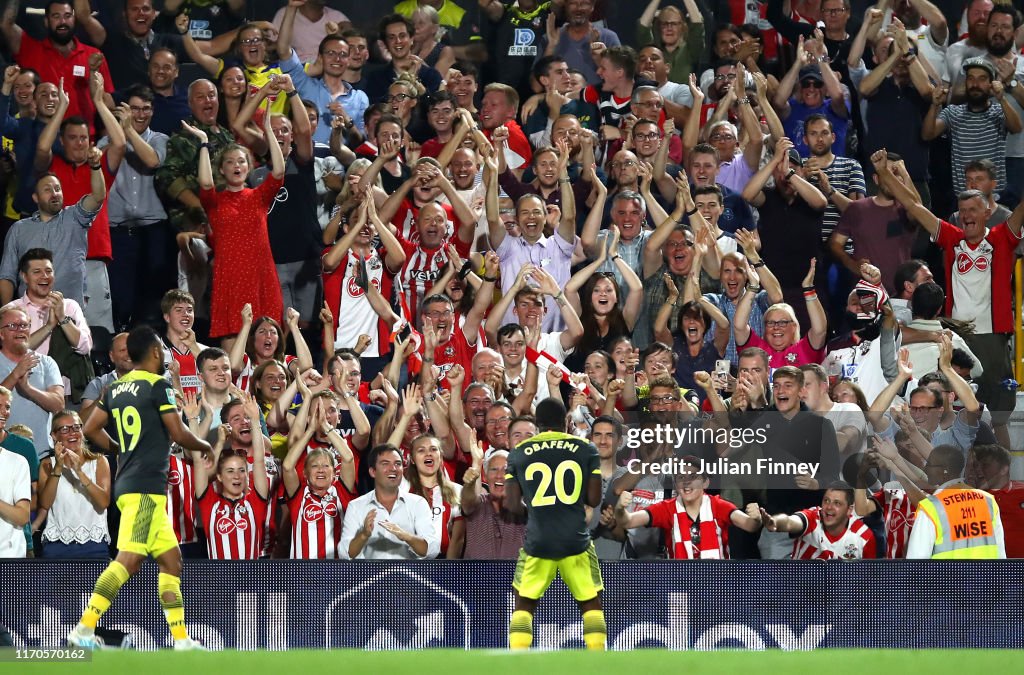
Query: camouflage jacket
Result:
<box><xmin>154</xmin><ymin>117</ymin><xmax>236</xmax><ymax>231</ymax></box>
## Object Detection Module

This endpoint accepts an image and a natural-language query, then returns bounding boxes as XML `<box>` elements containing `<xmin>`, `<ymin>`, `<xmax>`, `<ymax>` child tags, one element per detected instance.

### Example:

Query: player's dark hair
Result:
<box><xmin>367</xmin><ymin>443</ymin><xmax>403</xmax><ymax>469</ymax></box>
<box><xmin>591</xmin><ymin>415</ymin><xmax>623</xmax><ymax>439</ymax></box>
<box><xmin>197</xmin><ymin>347</ymin><xmax>229</xmax><ymax>372</ymax></box>
<box><xmin>124</xmin><ymin>84</ymin><xmax>155</xmax><ymax>104</ymax></box>
<box><xmin>533</xmin><ymin>54</ymin><xmax>568</xmax><ymax>81</ymax></box>
<box><xmin>950</xmin><ymin>348</ymin><xmax>976</xmax><ymax>373</ymax></box>
<box><xmin>803</xmin><ymin>113</ymin><xmax>833</xmax><ymax>133</ymax></box>
<box><xmin>126</xmin><ymin>325</ymin><xmax>161</xmax><ymax>364</ymax></box>
<box><xmin>929</xmin><ymin>444</ymin><xmax>966</xmax><ymax>477</ymax></box>
<box><xmin>18</xmin><ymin>248</ymin><xmax>53</xmax><ymax>274</ymax></box>
<box><xmin>535</xmin><ymin>397</ymin><xmax>567</xmax><ymax>432</ymax></box>
<box><xmin>220</xmin><ymin>398</ymin><xmax>243</xmax><ymax>424</ymax></box>
<box><xmin>825</xmin><ymin>480</ymin><xmax>855</xmax><ymax>505</ymax></box>
<box><xmin>893</xmin><ymin>259</ymin><xmax>928</xmax><ymax>297</ymax></box>
<box><xmin>642</xmin><ymin>341</ymin><xmax>678</xmax><ymax>368</ymax></box>
<box><xmin>970</xmin><ymin>444</ymin><xmax>1011</xmax><ymax>468</ymax></box>
<box><xmin>60</xmin><ymin>115</ymin><xmax>89</xmax><ymax>135</ymax></box>
<box><xmin>379</xmin><ymin>13</ymin><xmax>414</xmax><ymax>40</ymax></box>
<box><xmin>909</xmin><ymin>385</ymin><xmax>943</xmax><ymax>408</ymax></box>
<box><xmin>911</xmin><ymin>282</ymin><xmax>944</xmax><ymax>320</ymax></box>
<box><xmin>918</xmin><ymin>371</ymin><xmax>951</xmax><ymax>392</ymax></box>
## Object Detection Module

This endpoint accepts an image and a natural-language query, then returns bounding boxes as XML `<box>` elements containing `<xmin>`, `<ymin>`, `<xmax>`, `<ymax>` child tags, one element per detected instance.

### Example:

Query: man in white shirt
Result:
<box><xmin>341</xmin><ymin>445</ymin><xmax>440</xmax><ymax>559</ymax></box>
<box><xmin>799</xmin><ymin>363</ymin><xmax>868</xmax><ymax>460</ymax></box>
<box><xmin>0</xmin><ymin>431</ymin><xmax>31</xmax><ymax>557</ymax></box>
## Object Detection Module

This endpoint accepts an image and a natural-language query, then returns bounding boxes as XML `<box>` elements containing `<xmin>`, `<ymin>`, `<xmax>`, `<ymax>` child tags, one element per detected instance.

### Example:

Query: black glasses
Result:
<box><xmin>55</xmin><ymin>423</ymin><xmax>83</xmax><ymax>434</ymax></box>
<box><xmin>765</xmin><ymin>319</ymin><xmax>795</xmax><ymax>328</ymax></box>
<box><xmin>1</xmin><ymin>322</ymin><xmax>29</xmax><ymax>331</ymax></box>
<box><xmin>801</xmin><ymin>80</ymin><xmax>824</xmax><ymax>89</ymax></box>
<box><xmin>386</xmin><ymin>93</ymin><xmax>416</xmax><ymax>103</ymax></box>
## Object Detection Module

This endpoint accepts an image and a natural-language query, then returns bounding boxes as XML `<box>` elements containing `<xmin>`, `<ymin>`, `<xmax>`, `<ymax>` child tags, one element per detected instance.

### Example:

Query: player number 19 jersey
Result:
<box><xmin>506</xmin><ymin>430</ymin><xmax>601</xmax><ymax>559</ymax></box>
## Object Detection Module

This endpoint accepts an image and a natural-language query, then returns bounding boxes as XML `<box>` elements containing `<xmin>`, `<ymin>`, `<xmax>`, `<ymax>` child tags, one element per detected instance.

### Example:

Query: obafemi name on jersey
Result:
<box><xmin>506</xmin><ymin>430</ymin><xmax>600</xmax><ymax>559</ymax></box>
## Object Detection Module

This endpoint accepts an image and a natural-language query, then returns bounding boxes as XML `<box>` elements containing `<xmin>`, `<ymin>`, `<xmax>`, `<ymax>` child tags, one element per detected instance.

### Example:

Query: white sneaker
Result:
<box><xmin>67</xmin><ymin>626</ymin><xmax>105</xmax><ymax>650</ymax></box>
<box><xmin>173</xmin><ymin>638</ymin><xmax>208</xmax><ymax>651</ymax></box>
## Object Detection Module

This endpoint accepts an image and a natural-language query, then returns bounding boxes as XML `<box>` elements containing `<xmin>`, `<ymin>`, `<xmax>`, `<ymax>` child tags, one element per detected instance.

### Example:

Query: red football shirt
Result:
<box><xmin>15</xmin><ymin>35</ymin><xmax>113</xmax><ymax>138</ymax></box>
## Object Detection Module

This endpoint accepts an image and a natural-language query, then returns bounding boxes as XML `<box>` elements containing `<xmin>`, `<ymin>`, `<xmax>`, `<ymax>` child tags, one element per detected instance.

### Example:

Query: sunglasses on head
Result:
<box><xmin>801</xmin><ymin>79</ymin><xmax>824</xmax><ymax>89</ymax></box>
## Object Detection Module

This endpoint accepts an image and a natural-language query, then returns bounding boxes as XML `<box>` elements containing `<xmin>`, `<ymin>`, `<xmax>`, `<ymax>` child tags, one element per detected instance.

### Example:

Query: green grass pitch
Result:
<box><xmin>8</xmin><ymin>649</ymin><xmax>1024</xmax><ymax>675</ymax></box>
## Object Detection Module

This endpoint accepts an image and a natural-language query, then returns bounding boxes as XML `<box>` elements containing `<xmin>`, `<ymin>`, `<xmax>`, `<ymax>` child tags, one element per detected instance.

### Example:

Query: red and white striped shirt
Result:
<box><xmin>873</xmin><ymin>482</ymin><xmax>917</xmax><ymax>559</ymax></box>
<box><xmin>322</xmin><ymin>247</ymin><xmax>397</xmax><ymax>358</ymax></box>
<box><xmin>166</xmin><ymin>454</ymin><xmax>199</xmax><ymax>544</ymax></box>
<box><xmin>398</xmin><ymin>234</ymin><xmax>471</xmax><ymax>322</ymax></box>
<box><xmin>645</xmin><ymin>494</ymin><xmax>738</xmax><ymax>559</ymax></box>
<box><xmin>235</xmin><ymin>354</ymin><xmax>298</xmax><ymax>393</ymax></box>
<box><xmin>792</xmin><ymin>507</ymin><xmax>876</xmax><ymax>560</ymax></box>
<box><xmin>163</xmin><ymin>341</ymin><xmax>203</xmax><ymax>397</ymax></box>
<box><xmin>245</xmin><ymin>450</ymin><xmax>281</xmax><ymax>558</ymax></box>
<box><xmin>287</xmin><ymin>481</ymin><xmax>351</xmax><ymax>559</ymax></box>
<box><xmin>391</xmin><ymin>199</ymin><xmax>454</xmax><ymax>244</ymax></box>
<box><xmin>416</xmin><ymin>483</ymin><xmax>462</xmax><ymax>556</ymax></box>
<box><xmin>290</xmin><ymin>439</ymin><xmax>359</xmax><ymax>502</ymax></box>
<box><xmin>197</xmin><ymin>488</ymin><xmax>268</xmax><ymax>560</ymax></box>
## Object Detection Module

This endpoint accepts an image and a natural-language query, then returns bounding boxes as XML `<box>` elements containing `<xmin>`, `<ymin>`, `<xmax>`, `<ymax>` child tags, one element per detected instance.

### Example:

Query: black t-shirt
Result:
<box><xmin>250</xmin><ymin>156</ymin><xmax>320</xmax><ymax>264</ymax></box>
<box><xmin>100</xmin><ymin>370</ymin><xmax>178</xmax><ymax>498</ymax></box>
<box><xmin>863</xmin><ymin>77</ymin><xmax>932</xmax><ymax>182</ymax></box>
<box><xmin>481</xmin><ymin>3</ymin><xmax>551</xmax><ymax>98</ymax></box>
<box><xmin>506</xmin><ymin>430</ymin><xmax>601</xmax><ymax>558</ymax></box>
<box><xmin>101</xmin><ymin>31</ymin><xmax>185</xmax><ymax>92</ymax></box>
<box><xmin>756</xmin><ymin>189</ymin><xmax>826</xmax><ymax>291</ymax></box>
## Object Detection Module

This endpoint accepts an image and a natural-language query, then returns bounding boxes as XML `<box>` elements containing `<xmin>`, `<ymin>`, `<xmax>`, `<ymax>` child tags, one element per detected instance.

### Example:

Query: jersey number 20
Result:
<box><xmin>525</xmin><ymin>461</ymin><xmax>583</xmax><ymax>506</ymax></box>
<box><xmin>111</xmin><ymin>406</ymin><xmax>142</xmax><ymax>453</ymax></box>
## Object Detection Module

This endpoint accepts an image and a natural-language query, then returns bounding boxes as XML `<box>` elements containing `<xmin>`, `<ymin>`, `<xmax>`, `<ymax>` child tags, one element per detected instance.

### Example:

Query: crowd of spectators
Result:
<box><xmin>0</xmin><ymin>0</ymin><xmax>1022</xmax><ymax>562</ymax></box>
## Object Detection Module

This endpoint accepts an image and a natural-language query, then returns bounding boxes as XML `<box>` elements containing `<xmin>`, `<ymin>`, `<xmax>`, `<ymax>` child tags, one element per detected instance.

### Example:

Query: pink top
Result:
<box><xmin>739</xmin><ymin>333</ymin><xmax>824</xmax><ymax>369</ymax></box>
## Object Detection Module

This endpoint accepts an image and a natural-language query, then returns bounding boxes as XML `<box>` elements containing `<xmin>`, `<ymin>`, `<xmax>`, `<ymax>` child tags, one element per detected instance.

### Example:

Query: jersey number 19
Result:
<box><xmin>526</xmin><ymin>460</ymin><xmax>583</xmax><ymax>506</ymax></box>
<box><xmin>112</xmin><ymin>406</ymin><xmax>142</xmax><ymax>453</ymax></box>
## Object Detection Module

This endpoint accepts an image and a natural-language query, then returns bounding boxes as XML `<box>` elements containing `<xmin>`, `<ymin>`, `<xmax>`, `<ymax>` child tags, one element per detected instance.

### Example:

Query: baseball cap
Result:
<box><xmin>798</xmin><ymin>66</ymin><xmax>824</xmax><ymax>84</ymax></box>
<box><xmin>787</xmin><ymin>148</ymin><xmax>803</xmax><ymax>167</ymax></box>
<box><xmin>961</xmin><ymin>57</ymin><xmax>996</xmax><ymax>80</ymax></box>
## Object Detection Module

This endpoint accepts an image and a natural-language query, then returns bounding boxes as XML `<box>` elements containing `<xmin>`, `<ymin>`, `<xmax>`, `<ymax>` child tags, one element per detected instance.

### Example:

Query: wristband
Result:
<box><xmin>784</xmin><ymin>168</ymin><xmax>797</xmax><ymax>181</ymax></box>
<box><xmin>285</xmin><ymin>90</ymin><xmax>298</xmax><ymax>98</ymax></box>
<box><xmin>458</xmin><ymin>260</ymin><xmax>473</xmax><ymax>280</ymax></box>
<box><xmin>752</xmin><ymin>261</ymin><xmax>766</xmax><ymax>268</ymax></box>
<box><xmin>826</xmin><ymin>188</ymin><xmax>837</xmax><ymax>198</ymax></box>
<box><xmin>199</xmin><ymin>142</ymin><xmax>211</xmax><ymax>150</ymax></box>
<box><xmin>89</xmin><ymin>163</ymin><xmax>102</xmax><ymax>170</ymax></box>
<box><xmin>685</xmin><ymin>207</ymin><xmax>698</xmax><ymax>218</ymax></box>
<box><xmin>801</xmin><ymin>285</ymin><xmax>815</xmax><ymax>291</ymax></box>
<box><xmin>803</xmin><ymin>291</ymin><xmax>818</xmax><ymax>299</ymax></box>
<box><xmin>481</xmin><ymin>274</ymin><xmax>498</xmax><ymax>282</ymax></box>
<box><xmin>59</xmin><ymin>316</ymin><xmax>73</xmax><ymax>326</ymax></box>
<box><xmin>611</xmin><ymin>255</ymin><xmax>621</xmax><ymax>261</ymax></box>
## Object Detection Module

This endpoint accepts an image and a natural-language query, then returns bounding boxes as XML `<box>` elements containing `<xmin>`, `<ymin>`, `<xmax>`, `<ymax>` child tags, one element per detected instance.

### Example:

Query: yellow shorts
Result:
<box><xmin>116</xmin><ymin>494</ymin><xmax>179</xmax><ymax>558</ymax></box>
<box><xmin>513</xmin><ymin>543</ymin><xmax>603</xmax><ymax>602</ymax></box>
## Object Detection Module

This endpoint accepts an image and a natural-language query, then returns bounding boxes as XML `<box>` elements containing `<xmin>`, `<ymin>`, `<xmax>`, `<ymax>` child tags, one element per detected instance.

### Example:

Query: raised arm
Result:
<box><xmin>742</xmin><ymin>136</ymin><xmax>790</xmax><ymax>207</ymax></box>
<box><xmin>802</xmin><ymin>259</ymin><xmax>827</xmax><ymax>349</ymax></box>
<box><xmin>0</xmin><ymin>2</ymin><xmax>23</xmax><ymax>55</ymax></box>
<box><xmin>653</xmin><ymin>274</ymin><xmax>680</xmax><ymax>346</ymax></box>
<box><xmin>178</xmin><ymin>13</ymin><xmax>222</xmax><ymax>76</ymax></box>
<box><xmin>230</xmin><ymin>304</ymin><xmax>253</xmax><ymax>375</ymax></box>
<box><xmin>733</xmin><ymin>62</ymin><xmax>764</xmax><ymax>169</ymax></box>
<box><xmin>871</xmin><ymin>149</ymin><xmax>939</xmax><ymax>237</ymax></box>
<box><xmin>849</xmin><ymin>8</ymin><xmax>884</xmax><ymax>73</ymax></box>
<box><xmin>565</xmin><ymin>233</ymin><xmax>610</xmax><ymax>315</ymax></box>
<box><xmin>868</xmin><ymin>347</ymin><xmax>914</xmax><ymax>431</ymax></box>
<box><xmin>609</xmin><ymin>229</ymin><xmax>644</xmax><ymax>331</ymax></box>
<box><xmin>921</xmin><ymin>85</ymin><xmax>949</xmax><ymax>141</ymax></box>
<box><xmin>732</xmin><ymin>282</ymin><xmax>756</xmax><ymax>348</ymax></box>
<box><xmin>579</xmin><ymin>166</ymin><xmax>609</xmax><ymax>258</ymax></box>
<box><xmin>681</xmin><ymin>74</ymin><xmax>705</xmax><ymax>154</ymax></box>
<box><xmin>91</xmin><ymin>73</ymin><xmax>126</xmax><ymax>171</ymax></box>
<box><xmin>180</xmin><ymin>121</ymin><xmax>214</xmax><ymax>190</ymax></box>
<box><xmin>82</xmin><ymin>147</ymin><xmax>107</xmax><ymax>212</ymax></box>
<box><xmin>773</xmin><ymin>37</ymin><xmax>810</xmax><ymax>119</ymax></box>
<box><xmin>34</xmin><ymin>79</ymin><xmax>69</xmax><ymax>173</ymax></box>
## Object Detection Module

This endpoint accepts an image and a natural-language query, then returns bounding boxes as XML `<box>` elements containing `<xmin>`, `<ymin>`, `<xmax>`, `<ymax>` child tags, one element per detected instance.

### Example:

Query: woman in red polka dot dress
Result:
<box><xmin>183</xmin><ymin>112</ymin><xmax>285</xmax><ymax>348</ymax></box>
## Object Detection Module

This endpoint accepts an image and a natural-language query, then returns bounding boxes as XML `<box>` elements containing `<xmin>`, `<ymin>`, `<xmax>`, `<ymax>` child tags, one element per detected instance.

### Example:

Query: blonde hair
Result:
<box><xmin>763</xmin><ymin>303</ymin><xmax>802</xmax><ymax>340</ymax></box>
<box><xmin>391</xmin><ymin>71</ymin><xmax>426</xmax><ymax>98</ymax></box>
<box><xmin>50</xmin><ymin>410</ymin><xmax>101</xmax><ymax>461</ymax></box>
<box><xmin>8</xmin><ymin>423</ymin><xmax>32</xmax><ymax>440</ymax></box>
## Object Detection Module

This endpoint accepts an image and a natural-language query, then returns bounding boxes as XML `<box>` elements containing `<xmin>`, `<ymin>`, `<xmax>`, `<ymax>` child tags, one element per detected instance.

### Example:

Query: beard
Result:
<box><xmin>48</xmin><ymin>26</ymin><xmax>73</xmax><ymax>46</ymax></box>
<box><xmin>988</xmin><ymin>37</ymin><xmax>1013</xmax><ymax>57</ymax></box>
